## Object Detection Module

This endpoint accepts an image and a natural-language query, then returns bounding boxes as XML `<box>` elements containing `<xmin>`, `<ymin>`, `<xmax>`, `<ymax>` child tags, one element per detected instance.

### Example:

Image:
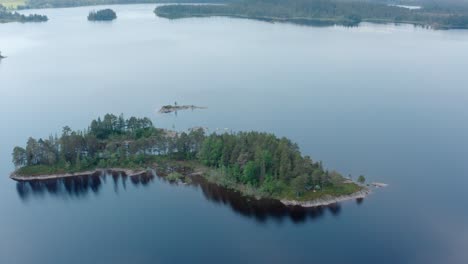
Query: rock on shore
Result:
<box><xmin>280</xmin><ymin>189</ymin><xmax>371</xmax><ymax>207</ymax></box>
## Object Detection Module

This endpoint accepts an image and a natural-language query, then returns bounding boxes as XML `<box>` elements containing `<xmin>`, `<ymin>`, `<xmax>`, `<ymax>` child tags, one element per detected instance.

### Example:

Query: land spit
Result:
<box><xmin>10</xmin><ymin>168</ymin><xmax>148</xmax><ymax>181</ymax></box>
<box><xmin>280</xmin><ymin>189</ymin><xmax>371</xmax><ymax>207</ymax></box>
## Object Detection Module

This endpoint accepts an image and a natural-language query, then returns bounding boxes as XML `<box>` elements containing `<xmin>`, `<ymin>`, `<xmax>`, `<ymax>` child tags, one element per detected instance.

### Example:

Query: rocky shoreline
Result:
<box><xmin>280</xmin><ymin>188</ymin><xmax>371</xmax><ymax>207</ymax></box>
<box><xmin>10</xmin><ymin>168</ymin><xmax>148</xmax><ymax>181</ymax></box>
<box><xmin>10</xmin><ymin>167</ymin><xmax>375</xmax><ymax>209</ymax></box>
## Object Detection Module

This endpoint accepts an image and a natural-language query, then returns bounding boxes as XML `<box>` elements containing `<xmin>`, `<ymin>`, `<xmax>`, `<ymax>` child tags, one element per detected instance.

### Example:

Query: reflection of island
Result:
<box><xmin>190</xmin><ymin>175</ymin><xmax>342</xmax><ymax>223</ymax></box>
<box><xmin>15</xmin><ymin>171</ymin><xmax>356</xmax><ymax>224</ymax></box>
<box><xmin>158</xmin><ymin>103</ymin><xmax>206</xmax><ymax>114</ymax></box>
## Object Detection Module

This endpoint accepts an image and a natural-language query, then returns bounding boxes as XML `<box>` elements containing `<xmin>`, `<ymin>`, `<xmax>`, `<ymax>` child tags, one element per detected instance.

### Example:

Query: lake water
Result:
<box><xmin>1</xmin><ymin>4</ymin><xmax>468</xmax><ymax>264</ymax></box>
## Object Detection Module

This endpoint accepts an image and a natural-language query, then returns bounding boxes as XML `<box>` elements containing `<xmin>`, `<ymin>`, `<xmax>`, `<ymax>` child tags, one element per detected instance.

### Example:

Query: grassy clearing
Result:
<box><xmin>197</xmin><ymin>166</ymin><xmax>363</xmax><ymax>202</ymax></box>
<box><xmin>280</xmin><ymin>182</ymin><xmax>363</xmax><ymax>201</ymax></box>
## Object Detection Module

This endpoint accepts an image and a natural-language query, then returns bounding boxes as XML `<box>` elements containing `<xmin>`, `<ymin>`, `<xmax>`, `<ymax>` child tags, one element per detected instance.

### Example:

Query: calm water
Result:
<box><xmin>1</xmin><ymin>4</ymin><xmax>468</xmax><ymax>264</ymax></box>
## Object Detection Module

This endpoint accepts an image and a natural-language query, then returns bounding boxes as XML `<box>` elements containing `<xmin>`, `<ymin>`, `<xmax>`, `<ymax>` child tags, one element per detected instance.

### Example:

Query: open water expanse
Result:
<box><xmin>0</xmin><ymin>4</ymin><xmax>467</xmax><ymax>263</ymax></box>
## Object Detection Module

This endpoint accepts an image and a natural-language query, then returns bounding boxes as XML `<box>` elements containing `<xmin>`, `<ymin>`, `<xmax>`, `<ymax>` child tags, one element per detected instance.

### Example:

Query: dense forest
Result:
<box><xmin>16</xmin><ymin>0</ymin><xmax>232</xmax><ymax>9</ymax></box>
<box><xmin>88</xmin><ymin>8</ymin><xmax>116</xmax><ymax>20</ymax></box>
<box><xmin>155</xmin><ymin>0</ymin><xmax>468</xmax><ymax>29</ymax></box>
<box><xmin>12</xmin><ymin>114</ymin><xmax>362</xmax><ymax>199</ymax></box>
<box><xmin>0</xmin><ymin>4</ymin><xmax>47</xmax><ymax>22</ymax></box>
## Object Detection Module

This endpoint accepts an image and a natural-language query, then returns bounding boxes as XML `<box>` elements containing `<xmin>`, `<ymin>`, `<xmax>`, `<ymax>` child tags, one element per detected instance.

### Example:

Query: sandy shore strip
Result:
<box><xmin>280</xmin><ymin>189</ymin><xmax>371</xmax><ymax>207</ymax></box>
<box><xmin>10</xmin><ymin>168</ymin><xmax>148</xmax><ymax>181</ymax></box>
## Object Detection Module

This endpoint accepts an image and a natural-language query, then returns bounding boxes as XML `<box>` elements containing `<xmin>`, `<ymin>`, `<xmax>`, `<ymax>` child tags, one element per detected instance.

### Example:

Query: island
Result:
<box><xmin>10</xmin><ymin>114</ymin><xmax>369</xmax><ymax>207</ymax></box>
<box><xmin>88</xmin><ymin>8</ymin><xmax>116</xmax><ymax>21</ymax></box>
<box><xmin>0</xmin><ymin>4</ymin><xmax>48</xmax><ymax>23</ymax></box>
<box><xmin>158</xmin><ymin>103</ymin><xmax>206</xmax><ymax>114</ymax></box>
<box><xmin>154</xmin><ymin>0</ymin><xmax>468</xmax><ymax>29</ymax></box>
<box><xmin>0</xmin><ymin>51</ymin><xmax>5</xmax><ymax>59</ymax></box>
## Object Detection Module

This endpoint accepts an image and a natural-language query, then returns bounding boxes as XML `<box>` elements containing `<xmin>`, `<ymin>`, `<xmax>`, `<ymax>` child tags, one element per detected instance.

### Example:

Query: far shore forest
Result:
<box><xmin>154</xmin><ymin>0</ymin><xmax>468</xmax><ymax>29</ymax></box>
<box><xmin>12</xmin><ymin>114</ymin><xmax>363</xmax><ymax>200</ymax></box>
<box><xmin>0</xmin><ymin>3</ymin><xmax>47</xmax><ymax>22</ymax></box>
<box><xmin>2</xmin><ymin>0</ymin><xmax>468</xmax><ymax>29</ymax></box>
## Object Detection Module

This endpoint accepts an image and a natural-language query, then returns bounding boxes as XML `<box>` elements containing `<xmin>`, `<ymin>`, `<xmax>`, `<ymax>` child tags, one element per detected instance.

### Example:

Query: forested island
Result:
<box><xmin>154</xmin><ymin>0</ymin><xmax>468</xmax><ymax>29</ymax></box>
<box><xmin>10</xmin><ymin>114</ymin><xmax>367</xmax><ymax>206</ymax></box>
<box><xmin>88</xmin><ymin>8</ymin><xmax>116</xmax><ymax>21</ymax></box>
<box><xmin>0</xmin><ymin>4</ymin><xmax>47</xmax><ymax>23</ymax></box>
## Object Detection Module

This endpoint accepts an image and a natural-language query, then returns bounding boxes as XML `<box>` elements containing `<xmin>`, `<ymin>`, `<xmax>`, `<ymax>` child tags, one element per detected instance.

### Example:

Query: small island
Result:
<box><xmin>158</xmin><ymin>103</ymin><xmax>206</xmax><ymax>114</ymax></box>
<box><xmin>10</xmin><ymin>114</ymin><xmax>369</xmax><ymax>207</ymax></box>
<box><xmin>0</xmin><ymin>51</ymin><xmax>5</xmax><ymax>59</ymax></box>
<box><xmin>88</xmin><ymin>9</ymin><xmax>116</xmax><ymax>21</ymax></box>
<box><xmin>0</xmin><ymin>4</ymin><xmax>48</xmax><ymax>23</ymax></box>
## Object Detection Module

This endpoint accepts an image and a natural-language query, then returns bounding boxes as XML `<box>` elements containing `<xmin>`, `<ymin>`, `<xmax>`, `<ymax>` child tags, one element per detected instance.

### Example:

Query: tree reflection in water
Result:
<box><xmin>15</xmin><ymin>172</ymin><xmax>363</xmax><ymax>223</ymax></box>
<box><xmin>16</xmin><ymin>171</ymin><xmax>155</xmax><ymax>200</ymax></box>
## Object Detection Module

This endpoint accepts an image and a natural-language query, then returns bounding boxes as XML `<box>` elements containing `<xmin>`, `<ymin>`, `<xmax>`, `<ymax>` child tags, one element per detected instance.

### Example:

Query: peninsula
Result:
<box><xmin>155</xmin><ymin>0</ymin><xmax>468</xmax><ymax>29</ymax></box>
<box><xmin>0</xmin><ymin>4</ymin><xmax>48</xmax><ymax>23</ymax></box>
<box><xmin>11</xmin><ymin>114</ymin><xmax>368</xmax><ymax>207</ymax></box>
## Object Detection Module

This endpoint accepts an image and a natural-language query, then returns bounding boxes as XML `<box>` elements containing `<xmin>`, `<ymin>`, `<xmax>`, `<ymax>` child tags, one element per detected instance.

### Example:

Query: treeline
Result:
<box><xmin>0</xmin><ymin>4</ymin><xmax>48</xmax><ymax>22</ymax></box>
<box><xmin>12</xmin><ymin>114</ymin><xmax>205</xmax><ymax>171</ymax></box>
<box><xmin>18</xmin><ymin>0</ymin><xmax>233</xmax><ymax>9</ymax></box>
<box><xmin>198</xmin><ymin>132</ymin><xmax>341</xmax><ymax>195</ymax></box>
<box><xmin>13</xmin><ymin>114</ymin><xmax>356</xmax><ymax>198</ymax></box>
<box><xmin>154</xmin><ymin>0</ymin><xmax>468</xmax><ymax>29</ymax></box>
<box><xmin>88</xmin><ymin>8</ymin><xmax>117</xmax><ymax>21</ymax></box>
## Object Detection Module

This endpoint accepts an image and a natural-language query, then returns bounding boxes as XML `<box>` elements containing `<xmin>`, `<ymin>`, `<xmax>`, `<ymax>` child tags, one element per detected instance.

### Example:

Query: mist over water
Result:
<box><xmin>1</xmin><ymin>4</ymin><xmax>468</xmax><ymax>264</ymax></box>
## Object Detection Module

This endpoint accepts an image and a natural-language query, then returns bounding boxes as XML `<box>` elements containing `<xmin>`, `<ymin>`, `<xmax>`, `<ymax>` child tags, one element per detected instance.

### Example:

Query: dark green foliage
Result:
<box><xmin>358</xmin><ymin>175</ymin><xmax>366</xmax><ymax>184</ymax></box>
<box><xmin>88</xmin><ymin>8</ymin><xmax>116</xmax><ymax>21</ymax></box>
<box><xmin>13</xmin><ymin>114</ymin><xmax>207</xmax><ymax>175</ymax></box>
<box><xmin>197</xmin><ymin>132</ymin><xmax>333</xmax><ymax>195</ymax></box>
<box><xmin>155</xmin><ymin>0</ymin><xmax>468</xmax><ymax>29</ymax></box>
<box><xmin>291</xmin><ymin>174</ymin><xmax>308</xmax><ymax>197</ymax></box>
<box><xmin>13</xmin><ymin>114</ymin><xmax>353</xmax><ymax>199</ymax></box>
<box><xmin>0</xmin><ymin>4</ymin><xmax>47</xmax><ymax>23</ymax></box>
<box><xmin>19</xmin><ymin>0</ymin><xmax>232</xmax><ymax>10</ymax></box>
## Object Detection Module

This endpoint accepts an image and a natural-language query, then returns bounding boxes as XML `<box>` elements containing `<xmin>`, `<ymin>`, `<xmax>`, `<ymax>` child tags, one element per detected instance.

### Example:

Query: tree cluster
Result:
<box><xmin>88</xmin><ymin>9</ymin><xmax>117</xmax><ymax>21</ymax></box>
<box><xmin>19</xmin><ymin>0</ymin><xmax>230</xmax><ymax>10</ymax></box>
<box><xmin>155</xmin><ymin>0</ymin><xmax>468</xmax><ymax>29</ymax></box>
<box><xmin>12</xmin><ymin>114</ymin><xmax>205</xmax><ymax>170</ymax></box>
<box><xmin>198</xmin><ymin>132</ymin><xmax>340</xmax><ymax>195</ymax></box>
<box><xmin>0</xmin><ymin>4</ymin><xmax>48</xmax><ymax>23</ymax></box>
<box><xmin>13</xmin><ymin>114</ymin><xmax>348</xmax><ymax>197</ymax></box>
